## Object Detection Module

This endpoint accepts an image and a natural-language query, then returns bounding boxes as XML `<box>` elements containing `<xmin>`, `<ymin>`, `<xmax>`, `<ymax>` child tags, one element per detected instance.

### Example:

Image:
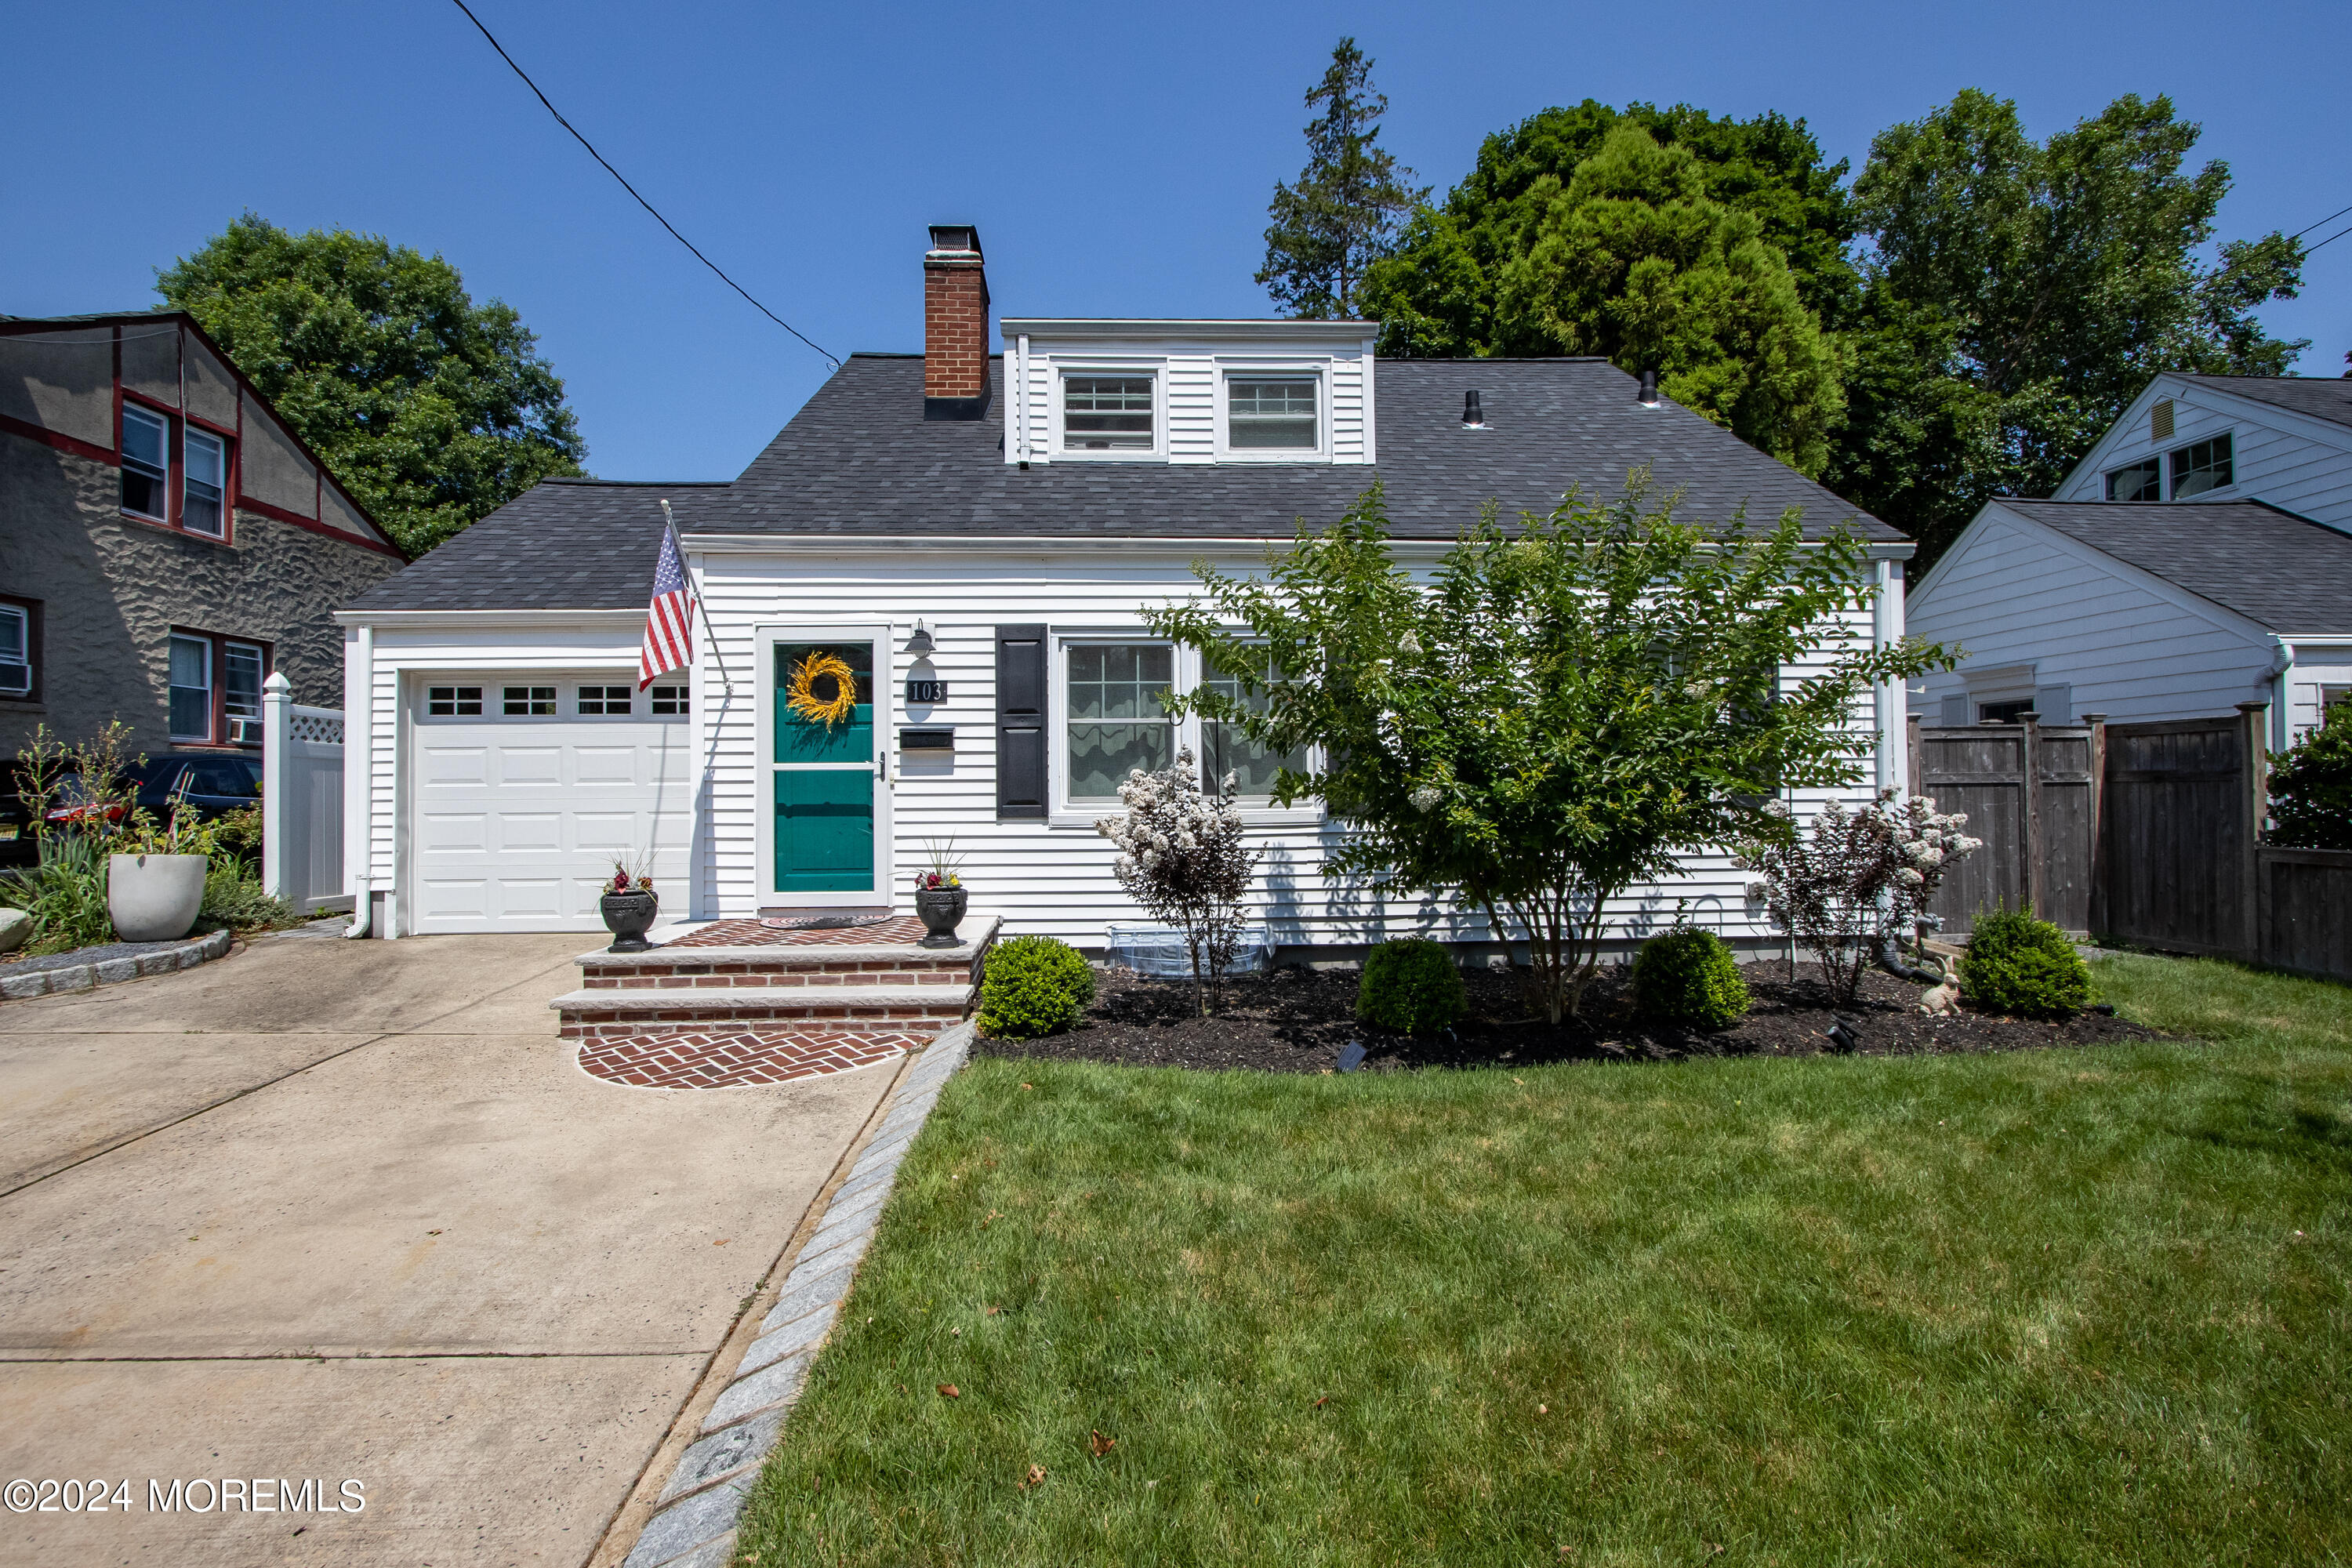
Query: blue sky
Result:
<box><xmin>6</xmin><ymin>1</ymin><xmax>2345</xmax><ymax>483</ymax></box>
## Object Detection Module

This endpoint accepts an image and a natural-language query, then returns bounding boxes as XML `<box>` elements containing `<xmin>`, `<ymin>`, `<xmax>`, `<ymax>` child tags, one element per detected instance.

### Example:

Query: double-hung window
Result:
<box><xmin>1062</xmin><ymin>376</ymin><xmax>1154</xmax><ymax>452</ymax></box>
<box><xmin>122</xmin><ymin>406</ymin><xmax>170</xmax><ymax>519</ymax></box>
<box><xmin>1056</xmin><ymin>637</ymin><xmax>1318</xmax><ymax>817</ymax></box>
<box><xmin>169</xmin><ymin>631</ymin><xmax>267</xmax><ymax>742</ymax></box>
<box><xmin>2169</xmin><ymin>433</ymin><xmax>2232</xmax><ymax>498</ymax></box>
<box><xmin>1226</xmin><ymin>376</ymin><xmax>1319</xmax><ymax>451</ymax></box>
<box><xmin>183</xmin><ymin>429</ymin><xmax>227</xmax><ymax>536</ymax></box>
<box><xmin>0</xmin><ymin>599</ymin><xmax>34</xmax><ymax>699</ymax></box>
<box><xmin>168</xmin><ymin>634</ymin><xmax>212</xmax><ymax>740</ymax></box>
<box><xmin>1065</xmin><ymin>643</ymin><xmax>1174</xmax><ymax>800</ymax></box>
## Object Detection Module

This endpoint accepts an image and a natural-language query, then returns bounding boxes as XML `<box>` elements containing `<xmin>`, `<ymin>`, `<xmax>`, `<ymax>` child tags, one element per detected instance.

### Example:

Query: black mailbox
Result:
<box><xmin>899</xmin><ymin>727</ymin><xmax>954</xmax><ymax>753</ymax></box>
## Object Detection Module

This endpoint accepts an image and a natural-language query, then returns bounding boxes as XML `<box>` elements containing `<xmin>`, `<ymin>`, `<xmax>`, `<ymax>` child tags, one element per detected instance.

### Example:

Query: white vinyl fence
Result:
<box><xmin>261</xmin><ymin>672</ymin><xmax>350</xmax><ymax>913</ymax></box>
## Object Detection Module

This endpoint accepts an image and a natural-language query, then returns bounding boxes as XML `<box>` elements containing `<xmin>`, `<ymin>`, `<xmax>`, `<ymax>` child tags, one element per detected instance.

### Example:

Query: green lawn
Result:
<box><xmin>735</xmin><ymin>956</ymin><xmax>2351</xmax><ymax>1566</ymax></box>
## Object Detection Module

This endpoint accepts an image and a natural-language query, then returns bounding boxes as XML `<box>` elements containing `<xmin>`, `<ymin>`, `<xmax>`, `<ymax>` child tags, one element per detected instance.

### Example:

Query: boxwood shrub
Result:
<box><xmin>1958</xmin><ymin>908</ymin><xmax>2092</xmax><ymax>1019</ymax></box>
<box><xmin>1356</xmin><ymin>938</ymin><xmax>1468</xmax><ymax>1034</ymax></box>
<box><xmin>1631</xmin><ymin>925</ymin><xmax>1750</xmax><ymax>1030</ymax></box>
<box><xmin>978</xmin><ymin>935</ymin><xmax>1097</xmax><ymax>1039</ymax></box>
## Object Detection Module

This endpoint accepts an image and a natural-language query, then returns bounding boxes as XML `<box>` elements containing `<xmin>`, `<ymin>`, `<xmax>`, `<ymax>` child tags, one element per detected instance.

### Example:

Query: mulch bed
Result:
<box><xmin>973</xmin><ymin>960</ymin><xmax>2163</xmax><ymax>1074</ymax></box>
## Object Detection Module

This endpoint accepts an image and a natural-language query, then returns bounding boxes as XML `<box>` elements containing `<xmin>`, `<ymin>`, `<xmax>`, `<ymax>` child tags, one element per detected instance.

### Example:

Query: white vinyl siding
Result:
<box><xmin>1009</xmin><ymin>331</ymin><xmax>1375</xmax><ymax>466</ymax></box>
<box><xmin>2056</xmin><ymin>379</ymin><xmax>2352</xmax><ymax>534</ymax></box>
<box><xmin>1909</xmin><ymin>510</ymin><xmax>2278</xmax><ymax>731</ymax></box>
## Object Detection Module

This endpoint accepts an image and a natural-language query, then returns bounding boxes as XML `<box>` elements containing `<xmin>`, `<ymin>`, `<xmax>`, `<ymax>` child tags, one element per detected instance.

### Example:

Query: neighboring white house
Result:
<box><xmin>334</xmin><ymin>226</ymin><xmax>1915</xmax><ymax>948</ymax></box>
<box><xmin>1908</xmin><ymin>373</ymin><xmax>2352</xmax><ymax>749</ymax></box>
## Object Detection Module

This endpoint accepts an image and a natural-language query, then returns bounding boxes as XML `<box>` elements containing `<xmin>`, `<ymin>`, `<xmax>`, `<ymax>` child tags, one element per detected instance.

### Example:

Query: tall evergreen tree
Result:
<box><xmin>1257</xmin><ymin>39</ymin><xmax>1427</xmax><ymax>319</ymax></box>
<box><xmin>158</xmin><ymin>214</ymin><xmax>587</xmax><ymax>557</ymax></box>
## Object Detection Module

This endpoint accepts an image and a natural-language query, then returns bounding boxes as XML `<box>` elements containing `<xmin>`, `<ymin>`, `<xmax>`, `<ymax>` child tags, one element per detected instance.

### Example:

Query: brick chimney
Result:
<box><xmin>924</xmin><ymin>223</ymin><xmax>990</xmax><ymax>420</ymax></box>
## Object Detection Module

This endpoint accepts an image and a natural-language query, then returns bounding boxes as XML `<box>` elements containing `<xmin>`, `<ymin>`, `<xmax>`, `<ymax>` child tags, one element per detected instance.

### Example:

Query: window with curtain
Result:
<box><xmin>169</xmin><ymin>634</ymin><xmax>212</xmax><ymax>740</ymax></box>
<box><xmin>1065</xmin><ymin>643</ymin><xmax>1173</xmax><ymax>800</ymax></box>
<box><xmin>183</xmin><ymin>429</ymin><xmax>227</xmax><ymax>536</ymax></box>
<box><xmin>1200</xmin><ymin>652</ymin><xmax>1308</xmax><ymax>801</ymax></box>
<box><xmin>122</xmin><ymin>406</ymin><xmax>169</xmax><ymax>519</ymax></box>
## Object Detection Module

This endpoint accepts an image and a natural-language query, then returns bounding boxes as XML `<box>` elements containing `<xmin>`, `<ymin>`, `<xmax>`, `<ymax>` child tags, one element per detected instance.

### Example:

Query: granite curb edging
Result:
<box><xmin>618</xmin><ymin>1019</ymin><xmax>977</xmax><ymax>1568</ymax></box>
<box><xmin>0</xmin><ymin>927</ymin><xmax>233</xmax><ymax>1000</ymax></box>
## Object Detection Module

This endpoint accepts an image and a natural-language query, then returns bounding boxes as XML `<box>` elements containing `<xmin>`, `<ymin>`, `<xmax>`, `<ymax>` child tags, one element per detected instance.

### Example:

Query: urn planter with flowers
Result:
<box><xmin>913</xmin><ymin>837</ymin><xmax>967</xmax><ymax>948</ymax></box>
<box><xmin>600</xmin><ymin>858</ymin><xmax>659</xmax><ymax>952</ymax></box>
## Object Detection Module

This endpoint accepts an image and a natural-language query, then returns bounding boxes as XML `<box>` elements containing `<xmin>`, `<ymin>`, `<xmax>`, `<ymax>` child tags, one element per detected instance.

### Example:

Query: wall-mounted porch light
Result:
<box><xmin>906</xmin><ymin>619</ymin><xmax>935</xmax><ymax>656</ymax></box>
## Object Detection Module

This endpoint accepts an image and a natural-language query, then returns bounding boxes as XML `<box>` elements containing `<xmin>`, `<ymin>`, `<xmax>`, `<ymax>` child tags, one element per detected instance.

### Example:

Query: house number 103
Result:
<box><xmin>906</xmin><ymin>679</ymin><xmax>948</xmax><ymax>704</ymax></box>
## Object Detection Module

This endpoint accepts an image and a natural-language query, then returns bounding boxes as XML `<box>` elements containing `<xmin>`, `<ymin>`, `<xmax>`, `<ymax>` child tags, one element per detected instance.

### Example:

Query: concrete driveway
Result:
<box><xmin>0</xmin><ymin>928</ymin><xmax>893</xmax><ymax>1566</ymax></box>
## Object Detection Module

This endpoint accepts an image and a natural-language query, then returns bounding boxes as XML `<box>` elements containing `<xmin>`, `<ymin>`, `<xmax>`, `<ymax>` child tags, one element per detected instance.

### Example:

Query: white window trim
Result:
<box><xmin>222</xmin><ymin>639</ymin><xmax>266</xmax><ymax>720</ymax></box>
<box><xmin>168</xmin><ymin>633</ymin><xmax>212</xmax><ymax>742</ymax></box>
<box><xmin>122</xmin><ymin>405</ymin><xmax>171</xmax><ymax>521</ymax></box>
<box><xmin>1214</xmin><ymin>361</ymin><xmax>1330</xmax><ymax>463</ymax></box>
<box><xmin>1047</xmin><ymin>629</ymin><xmax>1323</xmax><ymax>828</ymax></box>
<box><xmin>0</xmin><ymin>604</ymin><xmax>30</xmax><ymax>698</ymax></box>
<box><xmin>183</xmin><ymin>426</ymin><xmax>227</xmax><ymax>537</ymax></box>
<box><xmin>1051</xmin><ymin>361</ymin><xmax>1166</xmax><ymax>461</ymax></box>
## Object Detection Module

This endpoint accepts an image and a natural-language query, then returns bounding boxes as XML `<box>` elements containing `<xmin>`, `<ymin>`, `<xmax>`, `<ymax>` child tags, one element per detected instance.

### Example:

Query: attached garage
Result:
<box><xmin>408</xmin><ymin>673</ymin><xmax>694</xmax><ymax>934</ymax></box>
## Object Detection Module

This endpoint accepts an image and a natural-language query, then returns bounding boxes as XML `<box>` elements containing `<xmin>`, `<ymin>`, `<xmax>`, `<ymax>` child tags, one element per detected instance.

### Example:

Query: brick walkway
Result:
<box><xmin>666</xmin><ymin>916</ymin><xmax>931</xmax><ymax>949</ymax></box>
<box><xmin>576</xmin><ymin>1030</ymin><xmax>925</xmax><ymax>1089</ymax></box>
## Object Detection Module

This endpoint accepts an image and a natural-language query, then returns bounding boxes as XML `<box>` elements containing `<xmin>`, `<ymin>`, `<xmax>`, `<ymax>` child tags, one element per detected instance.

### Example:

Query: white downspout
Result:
<box><xmin>343</xmin><ymin>624</ymin><xmax>374</xmax><ymax>938</ymax></box>
<box><xmin>1874</xmin><ymin>556</ymin><xmax>1904</xmax><ymax>793</ymax></box>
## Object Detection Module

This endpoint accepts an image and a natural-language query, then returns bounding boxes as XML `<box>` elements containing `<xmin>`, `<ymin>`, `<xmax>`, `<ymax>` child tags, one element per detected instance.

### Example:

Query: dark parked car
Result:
<box><xmin>1</xmin><ymin>754</ymin><xmax>260</xmax><ymax>847</ymax></box>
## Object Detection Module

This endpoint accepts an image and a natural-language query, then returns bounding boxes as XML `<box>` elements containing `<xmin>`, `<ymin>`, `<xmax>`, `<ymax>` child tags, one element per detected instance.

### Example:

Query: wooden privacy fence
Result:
<box><xmin>1908</xmin><ymin>718</ymin><xmax>2094</xmax><ymax>937</ymax></box>
<box><xmin>1907</xmin><ymin>705</ymin><xmax>2352</xmax><ymax>983</ymax></box>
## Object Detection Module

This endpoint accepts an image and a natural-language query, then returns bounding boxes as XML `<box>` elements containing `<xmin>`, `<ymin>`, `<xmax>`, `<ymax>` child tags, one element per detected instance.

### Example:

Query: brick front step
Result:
<box><xmin>574</xmin><ymin>916</ymin><xmax>1000</xmax><ymax>992</ymax></box>
<box><xmin>550</xmin><ymin>985</ymin><xmax>975</xmax><ymax>1041</ymax></box>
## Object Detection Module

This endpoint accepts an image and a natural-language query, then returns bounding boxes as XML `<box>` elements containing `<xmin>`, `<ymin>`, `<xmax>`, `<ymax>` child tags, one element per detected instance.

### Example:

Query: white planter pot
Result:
<box><xmin>107</xmin><ymin>854</ymin><xmax>209</xmax><ymax>943</ymax></box>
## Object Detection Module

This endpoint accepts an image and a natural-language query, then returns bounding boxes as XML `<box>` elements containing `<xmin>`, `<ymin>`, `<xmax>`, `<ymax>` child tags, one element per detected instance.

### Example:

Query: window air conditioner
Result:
<box><xmin>228</xmin><ymin>715</ymin><xmax>265</xmax><ymax>747</ymax></box>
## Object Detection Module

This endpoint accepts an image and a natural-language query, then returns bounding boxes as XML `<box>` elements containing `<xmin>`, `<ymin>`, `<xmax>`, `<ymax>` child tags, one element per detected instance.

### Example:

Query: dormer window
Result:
<box><xmin>1063</xmin><ymin>376</ymin><xmax>1154</xmax><ymax>451</ymax></box>
<box><xmin>1227</xmin><ymin>376</ymin><xmax>1319</xmax><ymax>450</ymax></box>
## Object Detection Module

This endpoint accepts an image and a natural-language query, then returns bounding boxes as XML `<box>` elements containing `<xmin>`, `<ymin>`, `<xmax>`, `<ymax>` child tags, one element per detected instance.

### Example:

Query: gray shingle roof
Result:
<box><xmin>1997</xmin><ymin>498</ymin><xmax>2352</xmax><ymax>633</ymax></box>
<box><xmin>2176</xmin><ymin>374</ymin><xmax>2352</xmax><ymax>429</ymax></box>
<box><xmin>347</xmin><ymin>354</ymin><xmax>1902</xmax><ymax>612</ymax></box>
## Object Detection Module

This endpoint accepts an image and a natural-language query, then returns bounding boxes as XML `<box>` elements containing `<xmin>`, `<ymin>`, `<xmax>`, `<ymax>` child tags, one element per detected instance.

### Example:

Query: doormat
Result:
<box><xmin>759</xmin><ymin>914</ymin><xmax>897</xmax><ymax>931</ymax></box>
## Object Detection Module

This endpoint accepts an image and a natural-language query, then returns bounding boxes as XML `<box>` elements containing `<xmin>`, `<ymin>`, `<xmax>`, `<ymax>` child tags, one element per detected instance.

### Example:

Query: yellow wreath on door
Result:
<box><xmin>786</xmin><ymin>651</ymin><xmax>860</xmax><ymax>728</ymax></box>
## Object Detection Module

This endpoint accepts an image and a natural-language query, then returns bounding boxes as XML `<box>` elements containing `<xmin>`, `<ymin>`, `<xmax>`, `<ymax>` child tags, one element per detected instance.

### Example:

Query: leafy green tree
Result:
<box><xmin>1148</xmin><ymin>477</ymin><xmax>1950</xmax><ymax>1022</ymax></box>
<box><xmin>1257</xmin><ymin>38</ymin><xmax>1428</xmax><ymax>318</ymax></box>
<box><xmin>1364</xmin><ymin>122</ymin><xmax>1847</xmax><ymax>476</ymax></box>
<box><xmin>1835</xmin><ymin>90</ymin><xmax>2307</xmax><ymax>568</ymax></box>
<box><xmin>157</xmin><ymin>214</ymin><xmax>586</xmax><ymax>557</ymax></box>
<box><xmin>2269</xmin><ymin>702</ymin><xmax>2352</xmax><ymax>851</ymax></box>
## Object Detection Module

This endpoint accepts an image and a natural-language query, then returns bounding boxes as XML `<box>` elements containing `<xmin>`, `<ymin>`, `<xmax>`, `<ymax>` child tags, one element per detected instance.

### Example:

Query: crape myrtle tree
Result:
<box><xmin>1147</xmin><ymin>478</ymin><xmax>1952</xmax><ymax>1022</ymax></box>
<box><xmin>158</xmin><ymin>214</ymin><xmax>587</xmax><ymax>557</ymax></box>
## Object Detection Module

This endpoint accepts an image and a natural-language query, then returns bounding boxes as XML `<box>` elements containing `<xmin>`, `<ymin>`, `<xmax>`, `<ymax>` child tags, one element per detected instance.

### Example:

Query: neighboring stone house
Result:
<box><xmin>0</xmin><ymin>310</ymin><xmax>403</xmax><ymax>759</ymax></box>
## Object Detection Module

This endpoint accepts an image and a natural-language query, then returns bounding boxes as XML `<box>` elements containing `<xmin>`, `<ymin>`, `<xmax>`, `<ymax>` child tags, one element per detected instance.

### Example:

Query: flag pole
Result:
<box><xmin>662</xmin><ymin>498</ymin><xmax>734</xmax><ymax>699</ymax></box>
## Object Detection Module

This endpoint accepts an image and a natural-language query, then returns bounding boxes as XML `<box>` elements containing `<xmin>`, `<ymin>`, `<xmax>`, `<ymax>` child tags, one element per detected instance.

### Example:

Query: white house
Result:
<box><xmin>334</xmin><ymin>226</ymin><xmax>1915</xmax><ymax>949</ymax></box>
<box><xmin>1908</xmin><ymin>372</ymin><xmax>2352</xmax><ymax>748</ymax></box>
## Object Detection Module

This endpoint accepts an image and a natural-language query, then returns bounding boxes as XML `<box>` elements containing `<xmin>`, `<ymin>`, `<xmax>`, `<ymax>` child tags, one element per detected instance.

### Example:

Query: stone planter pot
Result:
<box><xmin>914</xmin><ymin>885</ymin><xmax>968</xmax><ymax>949</ymax></box>
<box><xmin>107</xmin><ymin>853</ymin><xmax>209</xmax><ymax>943</ymax></box>
<box><xmin>600</xmin><ymin>890</ymin><xmax>659</xmax><ymax>953</ymax></box>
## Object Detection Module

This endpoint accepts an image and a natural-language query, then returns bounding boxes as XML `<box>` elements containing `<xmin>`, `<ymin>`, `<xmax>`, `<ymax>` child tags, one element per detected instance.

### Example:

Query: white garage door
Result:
<box><xmin>410</xmin><ymin>676</ymin><xmax>694</xmax><ymax>934</ymax></box>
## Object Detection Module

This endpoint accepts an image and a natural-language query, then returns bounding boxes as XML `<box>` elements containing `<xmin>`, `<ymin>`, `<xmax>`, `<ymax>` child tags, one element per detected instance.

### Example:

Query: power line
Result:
<box><xmin>2290</xmin><ymin>201</ymin><xmax>2352</xmax><ymax>241</ymax></box>
<box><xmin>448</xmin><ymin>0</ymin><xmax>839</xmax><ymax>369</ymax></box>
<box><xmin>2306</xmin><ymin>221</ymin><xmax>2352</xmax><ymax>255</ymax></box>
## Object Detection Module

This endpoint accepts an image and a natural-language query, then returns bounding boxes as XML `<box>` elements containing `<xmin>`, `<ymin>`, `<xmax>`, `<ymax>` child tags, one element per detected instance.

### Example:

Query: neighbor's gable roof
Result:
<box><xmin>2172</xmin><ymin>374</ymin><xmax>2352</xmax><ymax>431</ymax></box>
<box><xmin>1992</xmin><ymin>497</ymin><xmax>2352</xmax><ymax>634</ymax></box>
<box><xmin>346</xmin><ymin>354</ymin><xmax>1903</xmax><ymax>614</ymax></box>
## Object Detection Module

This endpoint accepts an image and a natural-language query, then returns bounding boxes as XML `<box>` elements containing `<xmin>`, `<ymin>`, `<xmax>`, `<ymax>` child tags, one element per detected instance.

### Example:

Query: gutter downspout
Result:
<box><xmin>343</xmin><ymin>624</ymin><xmax>374</xmax><ymax>938</ymax></box>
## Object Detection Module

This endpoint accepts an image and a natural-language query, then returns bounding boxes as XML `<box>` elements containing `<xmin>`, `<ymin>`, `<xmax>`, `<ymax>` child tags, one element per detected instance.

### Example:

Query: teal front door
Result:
<box><xmin>772</xmin><ymin>638</ymin><xmax>880</xmax><ymax>895</ymax></box>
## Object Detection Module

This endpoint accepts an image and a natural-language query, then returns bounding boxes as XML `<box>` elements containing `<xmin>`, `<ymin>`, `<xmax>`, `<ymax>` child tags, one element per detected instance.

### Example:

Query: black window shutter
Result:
<box><xmin>996</xmin><ymin>624</ymin><xmax>1048</xmax><ymax>819</ymax></box>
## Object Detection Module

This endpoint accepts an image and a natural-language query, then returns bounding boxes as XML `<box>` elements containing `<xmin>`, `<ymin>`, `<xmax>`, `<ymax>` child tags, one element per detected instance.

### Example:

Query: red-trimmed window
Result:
<box><xmin>168</xmin><ymin>629</ymin><xmax>270</xmax><ymax>746</ymax></box>
<box><xmin>120</xmin><ymin>401</ymin><xmax>235</xmax><ymax>539</ymax></box>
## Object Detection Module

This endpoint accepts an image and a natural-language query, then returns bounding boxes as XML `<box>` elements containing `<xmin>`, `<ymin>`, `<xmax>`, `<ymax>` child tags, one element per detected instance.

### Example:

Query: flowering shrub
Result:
<box><xmin>2269</xmin><ymin>702</ymin><xmax>2352</xmax><ymax>851</ymax></box>
<box><xmin>1737</xmin><ymin>789</ymin><xmax>1981</xmax><ymax>1005</ymax></box>
<box><xmin>1095</xmin><ymin>748</ymin><xmax>1260</xmax><ymax>1014</ymax></box>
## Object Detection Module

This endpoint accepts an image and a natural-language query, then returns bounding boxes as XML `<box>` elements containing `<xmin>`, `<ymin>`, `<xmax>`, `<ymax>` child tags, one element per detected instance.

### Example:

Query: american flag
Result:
<box><xmin>637</xmin><ymin>513</ymin><xmax>697</xmax><ymax>688</ymax></box>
